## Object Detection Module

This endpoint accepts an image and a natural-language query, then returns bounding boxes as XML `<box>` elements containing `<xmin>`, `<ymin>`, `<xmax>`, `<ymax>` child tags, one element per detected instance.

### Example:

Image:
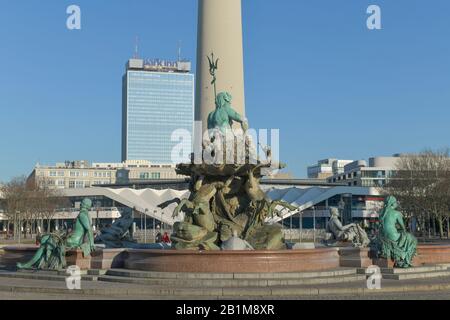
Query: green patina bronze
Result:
<box><xmin>65</xmin><ymin>198</ymin><xmax>95</xmax><ymax>256</ymax></box>
<box><xmin>159</xmin><ymin>54</ymin><xmax>296</xmax><ymax>251</ymax></box>
<box><xmin>207</xmin><ymin>92</ymin><xmax>246</xmax><ymax>135</ymax></box>
<box><xmin>17</xmin><ymin>198</ymin><xmax>95</xmax><ymax>270</ymax></box>
<box><xmin>377</xmin><ymin>196</ymin><xmax>417</xmax><ymax>268</ymax></box>
<box><xmin>206</xmin><ymin>53</ymin><xmax>247</xmax><ymax>135</ymax></box>
<box><xmin>207</xmin><ymin>52</ymin><xmax>219</xmax><ymax>100</ymax></box>
<box><xmin>17</xmin><ymin>232</ymin><xmax>66</xmax><ymax>270</ymax></box>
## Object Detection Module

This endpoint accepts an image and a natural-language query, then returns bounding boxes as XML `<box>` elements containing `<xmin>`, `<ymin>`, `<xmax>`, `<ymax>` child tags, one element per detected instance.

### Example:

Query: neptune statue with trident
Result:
<box><xmin>206</xmin><ymin>52</ymin><xmax>248</xmax><ymax>135</ymax></box>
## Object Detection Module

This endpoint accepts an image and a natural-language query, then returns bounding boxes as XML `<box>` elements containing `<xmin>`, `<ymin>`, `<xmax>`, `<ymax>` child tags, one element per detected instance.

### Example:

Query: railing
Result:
<box><xmin>56</xmin><ymin>207</ymin><xmax>120</xmax><ymax>213</ymax></box>
<box><xmin>282</xmin><ymin>229</ymin><xmax>327</xmax><ymax>242</ymax></box>
<box><xmin>133</xmin><ymin>229</ymin><xmax>173</xmax><ymax>243</ymax></box>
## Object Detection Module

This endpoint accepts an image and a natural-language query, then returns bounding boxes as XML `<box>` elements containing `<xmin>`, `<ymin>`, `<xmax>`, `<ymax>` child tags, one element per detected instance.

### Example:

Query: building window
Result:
<box><xmin>58</xmin><ymin>171</ymin><xmax>65</xmax><ymax>177</ymax></box>
<box><xmin>151</xmin><ymin>172</ymin><xmax>161</xmax><ymax>179</ymax></box>
<box><xmin>75</xmin><ymin>181</ymin><xmax>84</xmax><ymax>188</ymax></box>
<box><xmin>69</xmin><ymin>181</ymin><xmax>75</xmax><ymax>189</ymax></box>
<box><xmin>49</xmin><ymin>171</ymin><xmax>57</xmax><ymax>177</ymax></box>
<box><xmin>140</xmin><ymin>172</ymin><xmax>149</xmax><ymax>179</ymax></box>
<box><xmin>70</xmin><ymin>171</ymin><xmax>80</xmax><ymax>177</ymax></box>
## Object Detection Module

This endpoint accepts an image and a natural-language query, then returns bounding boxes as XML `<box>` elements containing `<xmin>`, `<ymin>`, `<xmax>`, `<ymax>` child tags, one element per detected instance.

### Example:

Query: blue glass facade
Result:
<box><xmin>122</xmin><ymin>70</ymin><xmax>194</xmax><ymax>163</ymax></box>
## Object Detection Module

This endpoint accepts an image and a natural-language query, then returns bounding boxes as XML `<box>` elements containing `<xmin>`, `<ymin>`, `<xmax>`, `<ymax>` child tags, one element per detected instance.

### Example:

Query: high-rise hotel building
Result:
<box><xmin>122</xmin><ymin>58</ymin><xmax>194</xmax><ymax>164</ymax></box>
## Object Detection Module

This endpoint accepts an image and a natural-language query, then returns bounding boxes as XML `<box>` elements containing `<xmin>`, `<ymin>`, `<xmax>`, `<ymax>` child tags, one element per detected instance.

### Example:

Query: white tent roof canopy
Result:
<box><xmin>63</xmin><ymin>185</ymin><xmax>379</xmax><ymax>226</ymax></box>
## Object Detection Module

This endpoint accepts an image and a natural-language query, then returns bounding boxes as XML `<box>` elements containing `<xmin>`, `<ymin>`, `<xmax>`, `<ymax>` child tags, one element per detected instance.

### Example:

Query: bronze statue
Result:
<box><xmin>95</xmin><ymin>207</ymin><xmax>136</xmax><ymax>248</ymax></box>
<box><xmin>158</xmin><ymin>54</ymin><xmax>298</xmax><ymax>251</ymax></box>
<box><xmin>376</xmin><ymin>196</ymin><xmax>417</xmax><ymax>268</ymax></box>
<box><xmin>325</xmin><ymin>207</ymin><xmax>370</xmax><ymax>248</ymax></box>
<box><xmin>17</xmin><ymin>198</ymin><xmax>95</xmax><ymax>270</ymax></box>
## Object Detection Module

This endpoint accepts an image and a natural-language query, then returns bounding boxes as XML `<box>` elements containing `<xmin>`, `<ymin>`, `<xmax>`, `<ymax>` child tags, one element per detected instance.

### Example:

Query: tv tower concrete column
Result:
<box><xmin>195</xmin><ymin>0</ymin><xmax>246</xmax><ymax>135</ymax></box>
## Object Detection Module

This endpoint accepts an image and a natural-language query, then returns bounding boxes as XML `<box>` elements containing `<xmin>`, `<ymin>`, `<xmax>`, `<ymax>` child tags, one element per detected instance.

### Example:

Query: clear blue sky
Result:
<box><xmin>0</xmin><ymin>0</ymin><xmax>449</xmax><ymax>181</ymax></box>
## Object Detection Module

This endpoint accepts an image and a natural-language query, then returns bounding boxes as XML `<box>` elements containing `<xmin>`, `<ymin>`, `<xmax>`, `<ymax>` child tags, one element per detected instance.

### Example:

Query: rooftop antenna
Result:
<box><xmin>177</xmin><ymin>40</ymin><xmax>182</xmax><ymax>62</ymax></box>
<box><xmin>133</xmin><ymin>36</ymin><xmax>139</xmax><ymax>59</ymax></box>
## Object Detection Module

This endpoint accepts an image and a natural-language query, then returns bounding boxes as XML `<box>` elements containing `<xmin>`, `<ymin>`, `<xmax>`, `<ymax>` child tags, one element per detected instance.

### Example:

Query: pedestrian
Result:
<box><xmin>35</xmin><ymin>233</ymin><xmax>41</xmax><ymax>246</ymax></box>
<box><xmin>162</xmin><ymin>231</ymin><xmax>171</xmax><ymax>244</ymax></box>
<box><xmin>155</xmin><ymin>231</ymin><xmax>162</xmax><ymax>243</ymax></box>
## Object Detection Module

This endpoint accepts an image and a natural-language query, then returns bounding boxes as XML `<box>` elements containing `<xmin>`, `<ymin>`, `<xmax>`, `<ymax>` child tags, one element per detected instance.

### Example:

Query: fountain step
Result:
<box><xmin>382</xmin><ymin>270</ymin><xmax>450</xmax><ymax>281</ymax></box>
<box><xmin>87</xmin><ymin>269</ymin><xmax>108</xmax><ymax>276</ymax></box>
<box><xmin>97</xmin><ymin>273</ymin><xmax>365</xmax><ymax>287</ymax></box>
<box><xmin>0</xmin><ymin>270</ymin><xmax>94</xmax><ymax>282</ymax></box>
<box><xmin>105</xmin><ymin>268</ymin><xmax>357</xmax><ymax>280</ymax></box>
<box><xmin>17</xmin><ymin>269</ymin><xmax>88</xmax><ymax>276</ymax></box>
<box><xmin>1</xmin><ymin>268</ymin><xmax>362</xmax><ymax>286</ymax></box>
<box><xmin>357</xmin><ymin>265</ymin><xmax>448</xmax><ymax>275</ymax></box>
<box><xmin>381</xmin><ymin>265</ymin><xmax>448</xmax><ymax>274</ymax></box>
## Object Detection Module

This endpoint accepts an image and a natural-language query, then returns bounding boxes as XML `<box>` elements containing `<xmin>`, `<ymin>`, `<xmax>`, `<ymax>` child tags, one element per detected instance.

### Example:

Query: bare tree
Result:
<box><xmin>383</xmin><ymin>149</ymin><xmax>450</xmax><ymax>238</ymax></box>
<box><xmin>34</xmin><ymin>179</ymin><xmax>69</xmax><ymax>233</ymax></box>
<box><xmin>0</xmin><ymin>176</ymin><xmax>70</xmax><ymax>239</ymax></box>
<box><xmin>0</xmin><ymin>176</ymin><xmax>28</xmax><ymax>240</ymax></box>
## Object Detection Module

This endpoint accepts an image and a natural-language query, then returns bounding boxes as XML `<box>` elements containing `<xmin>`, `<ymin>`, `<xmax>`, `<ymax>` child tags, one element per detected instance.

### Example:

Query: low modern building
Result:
<box><xmin>0</xmin><ymin>176</ymin><xmax>385</xmax><ymax>233</ymax></box>
<box><xmin>326</xmin><ymin>155</ymin><xmax>401</xmax><ymax>187</ymax></box>
<box><xmin>27</xmin><ymin>160</ymin><xmax>184</xmax><ymax>190</ymax></box>
<box><xmin>307</xmin><ymin>159</ymin><xmax>354</xmax><ymax>179</ymax></box>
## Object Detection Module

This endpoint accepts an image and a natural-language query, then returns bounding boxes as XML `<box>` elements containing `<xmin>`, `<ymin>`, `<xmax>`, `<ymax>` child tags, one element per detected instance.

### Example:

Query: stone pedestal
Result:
<box><xmin>371</xmin><ymin>257</ymin><xmax>395</xmax><ymax>268</ymax></box>
<box><xmin>90</xmin><ymin>249</ymin><xmax>128</xmax><ymax>269</ymax></box>
<box><xmin>66</xmin><ymin>249</ymin><xmax>91</xmax><ymax>270</ymax></box>
<box><xmin>370</xmin><ymin>245</ymin><xmax>450</xmax><ymax>268</ymax></box>
<box><xmin>339</xmin><ymin>247</ymin><xmax>374</xmax><ymax>268</ymax></box>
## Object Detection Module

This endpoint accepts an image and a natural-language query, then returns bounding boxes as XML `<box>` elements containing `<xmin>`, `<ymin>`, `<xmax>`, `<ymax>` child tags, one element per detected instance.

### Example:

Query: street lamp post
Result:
<box><xmin>312</xmin><ymin>206</ymin><xmax>316</xmax><ymax>244</ymax></box>
<box><xmin>96</xmin><ymin>207</ymin><xmax>99</xmax><ymax>231</ymax></box>
<box><xmin>299</xmin><ymin>211</ymin><xmax>302</xmax><ymax>243</ymax></box>
<box><xmin>289</xmin><ymin>215</ymin><xmax>293</xmax><ymax>242</ymax></box>
<box><xmin>144</xmin><ymin>209</ymin><xmax>148</xmax><ymax>243</ymax></box>
<box><xmin>17</xmin><ymin>211</ymin><xmax>21</xmax><ymax>244</ymax></box>
<box><xmin>153</xmin><ymin>210</ymin><xmax>157</xmax><ymax>243</ymax></box>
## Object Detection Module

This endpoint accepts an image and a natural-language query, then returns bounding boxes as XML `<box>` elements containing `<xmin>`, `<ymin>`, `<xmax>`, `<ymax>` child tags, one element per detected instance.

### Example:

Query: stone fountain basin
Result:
<box><xmin>2</xmin><ymin>244</ymin><xmax>450</xmax><ymax>272</ymax></box>
<box><xmin>124</xmin><ymin>248</ymin><xmax>340</xmax><ymax>273</ymax></box>
<box><xmin>0</xmin><ymin>245</ymin><xmax>339</xmax><ymax>272</ymax></box>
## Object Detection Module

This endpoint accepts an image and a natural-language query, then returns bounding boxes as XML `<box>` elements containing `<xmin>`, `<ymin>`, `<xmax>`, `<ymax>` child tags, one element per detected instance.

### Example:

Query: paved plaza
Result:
<box><xmin>2</xmin><ymin>271</ymin><xmax>450</xmax><ymax>300</ymax></box>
